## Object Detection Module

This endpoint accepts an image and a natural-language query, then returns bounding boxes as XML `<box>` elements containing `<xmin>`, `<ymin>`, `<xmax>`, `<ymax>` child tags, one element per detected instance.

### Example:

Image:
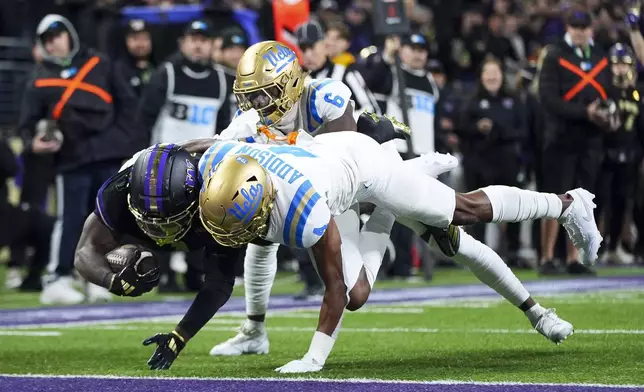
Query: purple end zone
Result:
<box><xmin>2</xmin><ymin>376</ymin><xmax>643</xmax><ymax>392</ymax></box>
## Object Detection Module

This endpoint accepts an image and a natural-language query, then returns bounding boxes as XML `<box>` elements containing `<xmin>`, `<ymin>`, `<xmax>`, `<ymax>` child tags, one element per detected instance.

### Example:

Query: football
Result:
<box><xmin>105</xmin><ymin>244</ymin><xmax>157</xmax><ymax>276</ymax></box>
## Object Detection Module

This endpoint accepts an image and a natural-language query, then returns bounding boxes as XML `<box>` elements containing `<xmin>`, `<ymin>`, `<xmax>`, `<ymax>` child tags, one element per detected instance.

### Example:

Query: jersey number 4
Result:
<box><xmin>324</xmin><ymin>93</ymin><xmax>345</xmax><ymax>108</ymax></box>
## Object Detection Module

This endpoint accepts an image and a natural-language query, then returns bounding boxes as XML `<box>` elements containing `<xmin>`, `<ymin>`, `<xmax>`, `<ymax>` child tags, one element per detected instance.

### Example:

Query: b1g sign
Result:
<box><xmin>372</xmin><ymin>0</ymin><xmax>410</xmax><ymax>36</ymax></box>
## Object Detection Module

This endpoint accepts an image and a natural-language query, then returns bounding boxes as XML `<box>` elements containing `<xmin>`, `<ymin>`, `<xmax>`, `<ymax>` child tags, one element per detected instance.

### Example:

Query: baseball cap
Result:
<box><xmin>401</xmin><ymin>33</ymin><xmax>428</xmax><ymax>50</ymax></box>
<box><xmin>221</xmin><ymin>29</ymin><xmax>248</xmax><ymax>49</ymax></box>
<box><xmin>39</xmin><ymin>20</ymin><xmax>67</xmax><ymax>41</ymax></box>
<box><xmin>184</xmin><ymin>19</ymin><xmax>213</xmax><ymax>38</ymax></box>
<box><xmin>295</xmin><ymin>20</ymin><xmax>325</xmax><ymax>47</ymax></box>
<box><xmin>566</xmin><ymin>10</ymin><xmax>592</xmax><ymax>28</ymax></box>
<box><xmin>126</xmin><ymin>19</ymin><xmax>148</xmax><ymax>35</ymax></box>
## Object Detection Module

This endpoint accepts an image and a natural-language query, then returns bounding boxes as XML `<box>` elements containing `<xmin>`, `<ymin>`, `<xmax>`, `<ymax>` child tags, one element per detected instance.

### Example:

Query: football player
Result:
<box><xmin>198</xmin><ymin>131</ymin><xmax>601</xmax><ymax>372</ymax></box>
<box><xmin>74</xmin><ymin>141</ymin><xmax>249</xmax><ymax>370</ymax></box>
<box><xmin>208</xmin><ymin>40</ymin><xmax>407</xmax><ymax>357</ymax></box>
<box><xmin>597</xmin><ymin>43</ymin><xmax>644</xmax><ymax>263</ymax></box>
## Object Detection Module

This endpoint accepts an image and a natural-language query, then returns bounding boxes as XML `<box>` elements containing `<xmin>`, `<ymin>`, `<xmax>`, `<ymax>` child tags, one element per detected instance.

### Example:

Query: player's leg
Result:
<box><xmin>346</xmin><ymin>206</ymin><xmax>396</xmax><ymax>310</ymax></box>
<box><xmin>449</xmin><ymin>227</ymin><xmax>573</xmax><ymax>343</ymax></box>
<box><xmin>209</xmin><ymin>242</ymin><xmax>278</xmax><ymax>356</ymax></box>
<box><xmin>397</xmin><ymin>217</ymin><xmax>574</xmax><ymax>343</ymax></box>
<box><xmin>373</xmin><ymin>151</ymin><xmax>602</xmax><ymax>265</ymax></box>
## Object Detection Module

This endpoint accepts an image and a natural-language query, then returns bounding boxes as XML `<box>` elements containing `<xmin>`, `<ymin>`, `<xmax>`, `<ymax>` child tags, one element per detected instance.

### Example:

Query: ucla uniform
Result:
<box><xmin>199</xmin><ymin>133</ymin><xmax>456</xmax><ymax>247</ymax></box>
<box><xmin>235</xmin><ymin>78</ymin><xmax>353</xmax><ymax>136</ymax></box>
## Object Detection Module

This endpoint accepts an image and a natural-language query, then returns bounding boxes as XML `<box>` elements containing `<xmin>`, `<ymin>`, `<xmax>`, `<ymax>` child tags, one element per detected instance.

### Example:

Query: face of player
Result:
<box><xmin>301</xmin><ymin>41</ymin><xmax>327</xmax><ymax>72</ymax></box>
<box><xmin>612</xmin><ymin>63</ymin><xmax>635</xmax><ymax>87</ymax></box>
<box><xmin>181</xmin><ymin>34</ymin><xmax>213</xmax><ymax>64</ymax></box>
<box><xmin>222</xmin><ymin>46</ymin><xmax>245</xmax><ymax>69</ymax></box>
<box><xmin>325</xmin><ymin>29</ymin><xmax>349</xmax><ymax>58</ymax></box>
<box><xmin>43</xmin><ymin>31</ymin><xmax>71</xmax><ymax>58</ymax></box>
<box><xmin>566</xmin><ymin>25</ymin><xmax>593</xmax><ymax>47</ymax></box>
<box><xmin>126</xmin><ymin>31</ymin><xmax>152</xmax><ymax>60</ymax></box>
<box><xmin>400</xmin><ymin>45</ymin><xmax>428</xmax><ymax>70</ymax></box>
<box><xmin>481</xmin><ymin>61</ymin><xmax>503</xmax><ymax>94</ymax></box>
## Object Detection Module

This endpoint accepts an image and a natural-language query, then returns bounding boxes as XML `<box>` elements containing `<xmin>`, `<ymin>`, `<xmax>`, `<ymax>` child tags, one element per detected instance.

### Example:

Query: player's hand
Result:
<box><xmin>107</xmin><ymin>272</ymin><xmax>148</xmax><ymax>297</ymax></box>
<box><xmin>627</xmin><ymin>0</ymin><xmax>641</xmax><ymax>29</ymax></box>
<box><xmin>275</xmin><ymin>353</ymin><xmax>324</xmax><ymax>374</ymax></box>
<box><xmin>142</xmin><ymin>330</ymin><xmax>186</xmax><ymax>370</ymax></box>
<box><xmin>219</xmin><ymin>109</ymin><xmax>261</xmax><ymax>140</ymax></box>
<box><xmin>31</xmin><ymin>134</ymin><xmax>61</xmax><ymax>154</ymax></box>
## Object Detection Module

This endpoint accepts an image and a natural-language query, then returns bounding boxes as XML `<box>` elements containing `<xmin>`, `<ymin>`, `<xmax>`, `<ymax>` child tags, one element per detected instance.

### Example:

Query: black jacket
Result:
<box><xmin>19</xmin><ymin>15</ymin><xmax>133</xmax><ymax>171</ymax></box>
<box><xmin>459</xmin><ymin>90</ymin><xmax>526</xmax><ymax>172</ymax></box>
<box><xmin>538</xmin><ymin>39</ymin><xmax>613</xmax><ymax>148</ymax></box>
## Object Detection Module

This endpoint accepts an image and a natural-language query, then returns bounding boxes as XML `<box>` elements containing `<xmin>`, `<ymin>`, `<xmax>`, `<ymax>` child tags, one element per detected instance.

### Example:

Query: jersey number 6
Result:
<box><xmin>324</xmin><ymin>93</ymin><xmax>345</xmax><ymax>108</ymax></box>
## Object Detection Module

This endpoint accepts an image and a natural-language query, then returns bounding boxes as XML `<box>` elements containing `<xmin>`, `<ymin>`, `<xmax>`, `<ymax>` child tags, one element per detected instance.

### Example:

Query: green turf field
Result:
<box><xmin>1</xmin><ymin>267</ymin><xmax>644</xmax><ymax>386</ymax></box>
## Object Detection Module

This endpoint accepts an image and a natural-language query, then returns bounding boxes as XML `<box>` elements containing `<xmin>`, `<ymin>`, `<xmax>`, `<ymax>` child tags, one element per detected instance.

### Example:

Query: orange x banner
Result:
<box><xmin>35</xmin><ymin>56</ymin><xmax>112</xmax><ymax>120</ymax></box>
<box><xmin>558</xmin><ymin>57</ymin><xmax>608</xmax><ymax>102</ymax></box>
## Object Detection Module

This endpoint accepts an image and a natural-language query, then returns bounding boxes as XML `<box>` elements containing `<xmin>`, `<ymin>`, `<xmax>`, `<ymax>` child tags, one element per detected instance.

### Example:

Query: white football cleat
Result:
<box><xmin>87</xmin><ymin>283</ymin><xmax>112</xmax><ymax>303</ymax></box>
<box><xmin>275</xmin><ymin>354</ymin><xmax>324</xmax><ymax>374</ymax></box>
<box><xmin>40</xmin><ymin>276</ymin><xmax>85</xmax><ymax>305</ymax></box>
<box><xmin>533</xmin><ymin>308</ymin><xmax>574</xmax><ymax>344</ymax></box>
<box><xmin>209</xmin><ymin>320</ymin><xmax>269</xmax><ymax>356</ymax></box>
<box><xmin>5</xmin><ymin>267</ymin><xmax>22</xmax><ymax>290</ymax></box>
<box><xmin>406</xmin><ymin>152</ymin><xmax>459</xmax><ymax>178</ymax></box>
<box><xmin>558</xmin><ymin>188</ymin><xmax>603</xmax><ymax>265</ymax></box>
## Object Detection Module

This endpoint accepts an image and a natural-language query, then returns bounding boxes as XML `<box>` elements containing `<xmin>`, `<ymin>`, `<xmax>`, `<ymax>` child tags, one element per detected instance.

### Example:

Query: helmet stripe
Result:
<box><xmin>144</xmin><ymin>148</ymin><xmax>157</xmax><ymax>212</ymax></box>
<box><xmin>154</xmin><ymin>143</ymin><xmax>175</xmax><ymax>213</ymax></box>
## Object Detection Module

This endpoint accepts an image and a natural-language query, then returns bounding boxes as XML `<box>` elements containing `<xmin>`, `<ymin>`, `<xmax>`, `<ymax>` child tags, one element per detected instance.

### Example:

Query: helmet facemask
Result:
<box><xmin>128</xmin><ymin>196</ymin><xmax>197</xmax><ymax>246</ymax></box>
<box><xmin>234</xmin><ymin>41</ymin><xmax>307</xmax><ymax>126</ymax></box>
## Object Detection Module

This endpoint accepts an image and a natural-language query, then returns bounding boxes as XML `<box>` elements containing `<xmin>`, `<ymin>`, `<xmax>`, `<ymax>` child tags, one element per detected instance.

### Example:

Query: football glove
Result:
<box><xmin>627</xmin><ymin>0</ymin><xmax>641</xmax><ymax>29</ymax></box>
<box><xmin>275</xmin><ymin>353</ymin><xmax>324</xmax><ymax>374</ymax></box>
<box><xmin>142</xmin><ymin>330</ymin><xmax>186</xmax><ymax>370</ymax></box>
<box><xmin>108</xmin><ymin>250</ymin><xmax>160</xmax><ymax>297</ymax></box>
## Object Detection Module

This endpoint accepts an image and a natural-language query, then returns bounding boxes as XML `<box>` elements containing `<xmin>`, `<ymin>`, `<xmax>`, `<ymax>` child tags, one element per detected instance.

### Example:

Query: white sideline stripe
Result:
<box><xmin>0</xmin><ymin>331</ymin><xmax>61</xmax><ymax>337</ymax></box>
<box><xmin>74</xmin><ymin>325</ymin><xmax>644</xmax><ymax>335</ymax></box>
<box><xmin>0</xmin><ymin>373</ymin><xmax>642</xmax><ymax>389</ymax></box>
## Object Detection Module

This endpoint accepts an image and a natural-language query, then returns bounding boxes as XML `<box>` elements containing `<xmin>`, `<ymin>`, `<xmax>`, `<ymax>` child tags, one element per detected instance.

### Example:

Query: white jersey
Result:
<box><xmin>198</xmin><ymin>137</ymin><xmax>361</xmax><ymax>248</ymax></box>
<box><xmin>233</xmin><ymin>78</ymin><xmax>353</xmax><ymax>136</ymax></box>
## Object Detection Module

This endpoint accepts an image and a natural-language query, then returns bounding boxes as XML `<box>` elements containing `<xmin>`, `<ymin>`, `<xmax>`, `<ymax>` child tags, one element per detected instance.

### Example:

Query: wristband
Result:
<box><xmin>306</xmin><ymin>331</ymin><xmax>336</xmax><ymax>365</ymax></box>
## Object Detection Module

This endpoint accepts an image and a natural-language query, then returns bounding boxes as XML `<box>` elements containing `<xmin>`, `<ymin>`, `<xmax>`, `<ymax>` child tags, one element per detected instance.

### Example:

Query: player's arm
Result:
<box><xmin>275</xmin><ymin>216</ymin><xmax>342</xmax><ymax>373</ymax></box>
<box><xmin>175</xmin><ymin>246</ymin><xmax>238</xmax><ymax>339</ymax></box>
<box><xmin>310</xmin><ymin>217</ymin><xmax>346</xmax><ymax>336</ymax></box>
<box><xmin>314</xmin><ymin>80</ymin><xmax>358</xmax><ymax>134</ymax></box>
<box><xmin>143</xmin><ymin>245</ymin><xmax>238</xmax><ymax>370</ymax></box>
<box><xmin>74</xmin><ymin>213</ymin><xmax>120</xmax><ymax>290</ymax></box>
<box><xmin>315</xmin><ymin>105</ymin><xmax>357</xmax><ymax>134</ymax></box>
<box><xmin>176</xmin><ymin>137</ymin><xmax>218</xmax><ymax>154</ymax></box>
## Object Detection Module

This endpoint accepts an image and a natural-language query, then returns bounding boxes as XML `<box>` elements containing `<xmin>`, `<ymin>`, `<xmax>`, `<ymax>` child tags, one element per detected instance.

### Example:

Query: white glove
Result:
<box><xmin>219</xmin><ymin>109</ymin><xmax>262</xmax><ymax>140</ymax></box>
<box><xmin>275</xmin><ymin>353</ymin><xmax>324</xmax><ymax>374</ymax></box>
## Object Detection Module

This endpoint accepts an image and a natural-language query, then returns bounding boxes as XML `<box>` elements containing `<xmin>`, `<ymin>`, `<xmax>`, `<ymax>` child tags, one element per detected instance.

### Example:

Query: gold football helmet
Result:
<box><xmin>234</xmin><ymin>40</ymin><xmax>307</xmax><ymax>126</ymax></box>
<box><xmin>199</xmin><ymin>154</ymin><xmax>275</xmax><ymax>247</ymax></box>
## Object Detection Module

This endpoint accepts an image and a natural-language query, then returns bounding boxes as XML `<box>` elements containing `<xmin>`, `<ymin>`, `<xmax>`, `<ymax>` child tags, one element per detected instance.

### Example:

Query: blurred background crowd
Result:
<box><xmin>2</xmin><ymin>0</ymin><xmax>644</xmax><ymax>304</ymax></box>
